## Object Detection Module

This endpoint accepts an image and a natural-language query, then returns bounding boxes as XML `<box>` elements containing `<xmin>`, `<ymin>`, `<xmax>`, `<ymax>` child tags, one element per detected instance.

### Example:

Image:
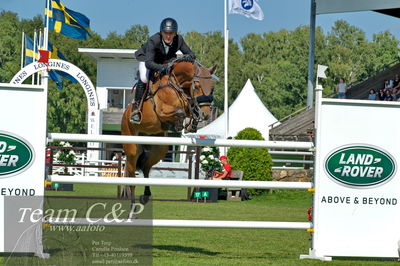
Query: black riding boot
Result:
<box><xmin>130</xmin><ymin>79</ymin><xmax>146</xmax><ymax>124</ymax></box>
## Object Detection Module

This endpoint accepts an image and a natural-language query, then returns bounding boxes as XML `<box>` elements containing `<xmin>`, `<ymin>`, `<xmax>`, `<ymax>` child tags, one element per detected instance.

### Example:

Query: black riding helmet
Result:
<box><xmin>160</xmin><ymin>18</ymin><xmax>178</xmax><ymax>33</ymax></box>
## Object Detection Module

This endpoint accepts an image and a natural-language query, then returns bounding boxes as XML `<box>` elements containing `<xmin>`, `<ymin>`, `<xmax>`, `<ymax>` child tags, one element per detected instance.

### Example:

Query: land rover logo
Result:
<box><xmin>325</xmin><ymin>145</ymin><xmax>396</xmax><ymax>187</ymax></box>
<box><xmin>0</xmin><ymin>132</ymin><xmax>34</xmax><ymax>178</ymax></box>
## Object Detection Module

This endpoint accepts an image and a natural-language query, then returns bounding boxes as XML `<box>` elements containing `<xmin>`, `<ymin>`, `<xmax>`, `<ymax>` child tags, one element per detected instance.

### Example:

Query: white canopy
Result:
<box><xmin>185</xmin><ymin>79</ymin><xmax>279</xmax><ymax>140</ymax></box>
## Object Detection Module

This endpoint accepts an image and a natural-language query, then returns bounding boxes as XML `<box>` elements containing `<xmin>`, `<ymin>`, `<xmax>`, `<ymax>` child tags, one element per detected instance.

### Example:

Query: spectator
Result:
<box><xmin>384</xmin><ymin>90</ymin><xmax>393</xmax><ymax>101</ymax></box>
<box><xmin>393</xmin><ymin>75</ymin><xmax>400</xmax><ymax>90</ymax></box>
<box><xmin>378</xmin><ymin>89</ymin><xmax>385</xmax><ymax>101</ymax></box>
<box><xmin>336</xmin><ymin>78</ymin><xmax>348</xmax><ymax>99</ymax></box>
<box><xmin>384</xmin><ymin>79</ymin><xmax>393</xmax><ymax>90</ymax></box>
<box><xmin>211</xmin><ymin>156</ymin><xmax>232</xmax><ymax>180</ymax></box>
<box><xmin>368</xmin><ymin>89</ymin><xmax>377</xmax><ymax>100</ymax></box>
<box><xmin>391</xmin><ymin>87</ymin><xmax>398</xmax><ymax>101</ymax></box>
<box><xmin>112</xmin><ymin>153</ymin><xmax>121</xmax><ymax>165</ymax></box>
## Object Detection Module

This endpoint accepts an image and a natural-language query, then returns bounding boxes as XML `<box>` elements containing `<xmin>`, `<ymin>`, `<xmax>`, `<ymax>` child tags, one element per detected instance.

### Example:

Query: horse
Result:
<box><xmin>121</xmin><ymin>56</ymin><xmax>216</xmax><ymax>217</ymax></box>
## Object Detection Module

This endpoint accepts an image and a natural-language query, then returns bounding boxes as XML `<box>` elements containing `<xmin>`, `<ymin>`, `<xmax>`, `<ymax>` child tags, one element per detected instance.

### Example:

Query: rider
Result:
<box><xmin>131</xmin><ymin>17</ymin><xmax>196</xmax><ymax>124</ymax></box>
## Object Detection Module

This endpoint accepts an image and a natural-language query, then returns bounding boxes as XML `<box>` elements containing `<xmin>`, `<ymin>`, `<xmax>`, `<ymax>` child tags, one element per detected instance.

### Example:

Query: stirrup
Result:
<box><xmin>130</xmin><ymin>110</ymin><xmax>142</xmax><ymax>124</ymax></box>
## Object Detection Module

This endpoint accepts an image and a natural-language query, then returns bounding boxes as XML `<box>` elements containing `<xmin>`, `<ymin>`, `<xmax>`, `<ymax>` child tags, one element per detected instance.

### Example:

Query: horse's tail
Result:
<box><xmin>136</xmin><ymin>151</ymin><xmax>148</xmax><ymax>172</ymax></box>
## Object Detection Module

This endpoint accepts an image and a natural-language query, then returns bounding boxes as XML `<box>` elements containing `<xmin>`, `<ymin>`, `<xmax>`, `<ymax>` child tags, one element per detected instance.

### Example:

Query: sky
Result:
<box><xmin>2</xmin><ymin>0</ymin><xmax>400</xmax><ymax>43</ymax></box>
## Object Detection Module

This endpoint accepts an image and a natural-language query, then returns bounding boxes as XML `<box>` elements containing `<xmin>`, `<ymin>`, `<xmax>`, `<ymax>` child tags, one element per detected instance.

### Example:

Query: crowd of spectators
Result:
<box><xmin>368</xmin><ymin>74</ymin><xmax>400</xmax><ymax>101</ymax></box>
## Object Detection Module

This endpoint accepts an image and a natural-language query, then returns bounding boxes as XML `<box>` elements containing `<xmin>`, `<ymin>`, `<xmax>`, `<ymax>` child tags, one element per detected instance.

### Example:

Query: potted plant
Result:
<box><xmin>54</xmin><ymin>141</ymin><xmax>76</xmax><ymax>175</ymax></box>
<box><xmin>199</xmin><ymin>146</ymin><xmax>223</xmax><ymax>179</ymax></box>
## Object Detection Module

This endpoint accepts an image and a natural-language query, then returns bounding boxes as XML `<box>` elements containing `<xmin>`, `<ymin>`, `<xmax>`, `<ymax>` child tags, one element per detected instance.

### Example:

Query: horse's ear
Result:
<box><xmin>208</xmin><ymin>65</ymin><xmax>217</xmax><ymax>74</ymax></box>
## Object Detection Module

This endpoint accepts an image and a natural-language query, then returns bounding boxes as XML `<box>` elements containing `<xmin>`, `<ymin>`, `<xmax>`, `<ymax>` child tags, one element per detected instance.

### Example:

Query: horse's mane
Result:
<box><xmin>170</xmin><ymin>55</ymin><xmax>195</xmax><ymax>64</ymax></box>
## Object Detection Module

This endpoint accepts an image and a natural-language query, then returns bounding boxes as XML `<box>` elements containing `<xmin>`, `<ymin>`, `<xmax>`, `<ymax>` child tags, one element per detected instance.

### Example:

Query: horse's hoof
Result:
<box><xmin>140</xmin><ymin>195</ymin><xmax>151</xmax><ymax>205</ymax></box>
<box><xmin>189</xmin><ymin>126</ymin><xmax>197</xmax><ymax>133</ymax></box>
<box><xmin>185</xmin><ymin>125</ymin><xmax>197</xmax><ymax>133</ymax></box>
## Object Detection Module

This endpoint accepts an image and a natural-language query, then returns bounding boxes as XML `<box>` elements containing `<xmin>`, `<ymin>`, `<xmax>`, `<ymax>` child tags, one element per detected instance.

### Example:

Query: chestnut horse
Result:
<box><xmin>121</xmin><ymin>57</ymin><xmax>216</xmax><ymax>217</ymax></box>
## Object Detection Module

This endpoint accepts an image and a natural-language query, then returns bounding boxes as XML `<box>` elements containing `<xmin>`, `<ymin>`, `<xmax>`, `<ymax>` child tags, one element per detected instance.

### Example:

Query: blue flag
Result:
<box><xmin>45</xmin><ymin>0</ymin><xmax>91</xmax><ymax>40</ymax></box>
<box><xmin>47</xmin><ymin>41</ymin><xmax>78</xmax><ymax>85</ymax></box>
<box><xmin>25</xmin><ymin>35</ymin><xmax>38</xmax><ymax>65</ymax></box>
<box><xmin>48</xmin><ymin>69</ymin><xmax>63</xmax><ymax>90</ymax></box>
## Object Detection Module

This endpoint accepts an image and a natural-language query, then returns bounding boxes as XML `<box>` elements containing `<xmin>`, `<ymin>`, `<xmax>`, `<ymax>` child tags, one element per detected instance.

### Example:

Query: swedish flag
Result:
<box><xmin>25</xmin><ymin>34</ymin><xmax>77</xmax><ymax>89</ymax></box>
<box><xmin>47</xmin><ymin>41</ymin><xmax>78</xmax><ymax>88</ymax></box>
<box><xmin>25</xmin><ymin>35</ymin><xmax>38</xmax><ymax>65</ymax></box>
<box><xmin>46</xmin><ymin>0</ymin><xmax>91</xmax><ymax>40</ymax></box>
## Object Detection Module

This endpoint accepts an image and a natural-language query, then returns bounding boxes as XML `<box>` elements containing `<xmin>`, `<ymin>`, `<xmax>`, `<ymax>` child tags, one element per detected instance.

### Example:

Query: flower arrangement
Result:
<box><xmin>199</xmin><ymin>146</ymin><xmax>223</xmax><ymax>174</ymax></box>
<box><xmin>54</xmin><ymin>141</ymin><xmax>76</xmax><ymax>174</ymax></box>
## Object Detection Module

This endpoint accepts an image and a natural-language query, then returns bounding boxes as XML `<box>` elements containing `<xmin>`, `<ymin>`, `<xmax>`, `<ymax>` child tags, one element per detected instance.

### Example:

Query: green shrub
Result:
<box><xmin>227</xmin><ymin>128</ymin><xmax>273</xmax><ymax>196</ymax></box>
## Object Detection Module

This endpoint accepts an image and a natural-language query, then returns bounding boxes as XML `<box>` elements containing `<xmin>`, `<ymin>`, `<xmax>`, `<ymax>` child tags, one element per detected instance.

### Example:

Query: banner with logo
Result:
<box><xmin>228</xmin><ymin>0</ymin><xmax>264</xmax><ymax>20</ymax></box>
<box><xmin>0</xmin><ymin>84</ymin><xmax>47</xmax><ymax>253</ymax></box>
<box><xmin>312</xmin><ymin>99</ymin><xmax>400</xmax><ymax>258</ymax></box>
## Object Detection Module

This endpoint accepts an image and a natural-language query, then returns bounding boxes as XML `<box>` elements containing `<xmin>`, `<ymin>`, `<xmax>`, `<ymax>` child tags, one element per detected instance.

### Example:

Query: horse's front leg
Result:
<box><xmin>123</xmin><ymin>143</ymin><xmax>140</xmax><ymax>219</ymax></box>
<box><xmin>139</xmin><ymin>143</ymin><xmax>169</xmax><ymax>205</ymax></box>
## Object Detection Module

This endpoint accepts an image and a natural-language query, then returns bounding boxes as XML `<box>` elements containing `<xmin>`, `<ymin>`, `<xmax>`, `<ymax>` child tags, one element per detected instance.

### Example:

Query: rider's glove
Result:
<box><xmin>159</xmin><ymin>66</ymin><xmax>168</xmax><ymax>76</ymax></box>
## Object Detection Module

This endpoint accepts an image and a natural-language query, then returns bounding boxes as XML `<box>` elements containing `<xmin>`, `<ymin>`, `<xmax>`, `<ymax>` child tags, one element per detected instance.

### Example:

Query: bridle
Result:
<box><xmin>193</xmin><ymin>67</ymin><xmax>214</xmax><ymax>108</ymax></box>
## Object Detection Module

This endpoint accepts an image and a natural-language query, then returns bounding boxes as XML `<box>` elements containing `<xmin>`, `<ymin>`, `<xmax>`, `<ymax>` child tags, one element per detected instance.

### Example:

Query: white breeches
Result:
<box><xmin>139</xmin><ymin>61</ymin><xmax>149</xmax><ymax>83</ymax></box>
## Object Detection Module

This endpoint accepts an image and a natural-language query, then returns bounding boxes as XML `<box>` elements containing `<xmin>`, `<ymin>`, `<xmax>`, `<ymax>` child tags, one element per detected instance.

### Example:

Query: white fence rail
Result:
<box><xmin>269</xmin><ymin>151</ymin><xmax>314</xmax><ymax>156</ymax></box>
<box><xmin>48</xmin><ymin>218</ymin><xmax>311</xmax><ymax>229</ymax></box>
<box><xmin>49</xmin><ymin>175</ymin><xmax>312</xmax><ymax>189</ymax></box>
<box><xmin>272</xmin><ymin>159</ymin><xmax>314</xmax><ymax>164</ymax></box>
<box><xmin>48</xmin><ymin>133</ymin><xmax>314</xmax><ymax>150</ymax></box>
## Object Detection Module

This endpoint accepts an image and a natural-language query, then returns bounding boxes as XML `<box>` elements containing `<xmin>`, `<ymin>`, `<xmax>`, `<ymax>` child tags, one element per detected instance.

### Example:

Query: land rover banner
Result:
<box><xmin>0</xmin><ymin>84</ymin><xmax>46</xmax><ymax>253</ymax></box>
<box><xmin>312</xmin><ymin>99</ymin><xmax>400</xmax><ymax>258</ymax></box>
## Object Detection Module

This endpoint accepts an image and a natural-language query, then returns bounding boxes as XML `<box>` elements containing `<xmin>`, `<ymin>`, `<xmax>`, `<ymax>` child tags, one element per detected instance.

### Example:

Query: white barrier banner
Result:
<box><xmin>312</xmin><ymin>99</ymin><xmax>400</xmax><ymax>258</ymax></box>
<box><xmin>0</xmin><ymin>84</ymin><xmax>46</xmax><ymax>253</ymax></box>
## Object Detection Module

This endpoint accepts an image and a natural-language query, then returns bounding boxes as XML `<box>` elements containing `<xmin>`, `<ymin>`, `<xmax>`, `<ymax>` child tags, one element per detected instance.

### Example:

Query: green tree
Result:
<box><xmin>184</xmin><ymin>31</ymin><xmax>242</xmax><ymax>111</ymax></box>
<box><xmin>47</xmin><ymin>83</ymin><xmax>87</xmax><ymax>133</ymax></box>
<box><xmin>2</xmin><ymin>10</ymin><xmax>400</xmax><ymax>134</ymax></box>
<box><xmin>124</xmin><ymin>24</ymin><xmax>149</xmax><ymax>47</ymax></box>
<box><xmin>0</xmin><ymin>11</ymin><xmax>21</xmax><ymax>82</ymax></box>
<box><xmin>326</xmin><ymin>20</ymin><xmax>368</xmax><ymax>84</ymax></box>
<box><xmin>240</xmin><ymin>27</ymin><xmax>323</xmax><ymax>118</ymax></box>
<box><xmin>372</xmin><ymin>31</ymin><xmax>400</xmax><ymax>69</ymax></box>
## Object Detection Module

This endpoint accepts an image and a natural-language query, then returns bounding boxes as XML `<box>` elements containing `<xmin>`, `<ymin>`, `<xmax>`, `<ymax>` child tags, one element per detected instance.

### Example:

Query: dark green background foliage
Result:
<box><xmin>1</xmin><ymin>10</ymin><xmax>399</xmax><ymax>133</ymax></box>
<box><xmin>227</xmin><ymin>128</ymin><xmax>272</xmax><ymax>196</ymax></box>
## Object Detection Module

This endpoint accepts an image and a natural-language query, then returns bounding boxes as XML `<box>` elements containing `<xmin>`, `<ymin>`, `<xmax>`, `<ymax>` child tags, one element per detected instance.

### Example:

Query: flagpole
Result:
<box><xmin>42</xmin><ymin>0</ymin><xmax>50</xmax><ymax>90</ymax></box>
<box><xmin>33</xmin><ymin>30</ymin><xmax>37</xmax><ymax>85</ymax></box>
<box><xmin>224</xmin><ymin>0</ymin><xmax>229</xmax><ymax>140</ymax></box>
<box><xmin>42</xmin><ymin>0</ymin><xmax>50</xmax><ymax>135</ymax></box>
<box><xmin>21</xmin><ymin>32</ymin><xmax>25</xmax><ymax>69</ymax></box>
<box><xmin>38</xmin><ymin>30</ymin><xmax>43</xmax><ymax>85</ymax></box>
<box><xmin>44</xmin><ymin>0</ymin><xmax>50</xmax><ymax>51</ymax></box>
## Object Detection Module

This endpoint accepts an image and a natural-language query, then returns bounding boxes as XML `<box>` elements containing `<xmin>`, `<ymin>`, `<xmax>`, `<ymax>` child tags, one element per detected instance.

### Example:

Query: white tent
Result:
<box><xmin>185</xmin><ymin>79</ymin><xmax>279</xmax><ymax>140</ymax></box>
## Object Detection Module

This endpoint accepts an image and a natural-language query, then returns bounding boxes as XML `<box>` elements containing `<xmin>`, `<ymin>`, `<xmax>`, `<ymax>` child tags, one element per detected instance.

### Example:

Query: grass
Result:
<box><xmin>2</xmin><ymin>185</ymin><xmax>399</xmax><ymax>265</ymax></box>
